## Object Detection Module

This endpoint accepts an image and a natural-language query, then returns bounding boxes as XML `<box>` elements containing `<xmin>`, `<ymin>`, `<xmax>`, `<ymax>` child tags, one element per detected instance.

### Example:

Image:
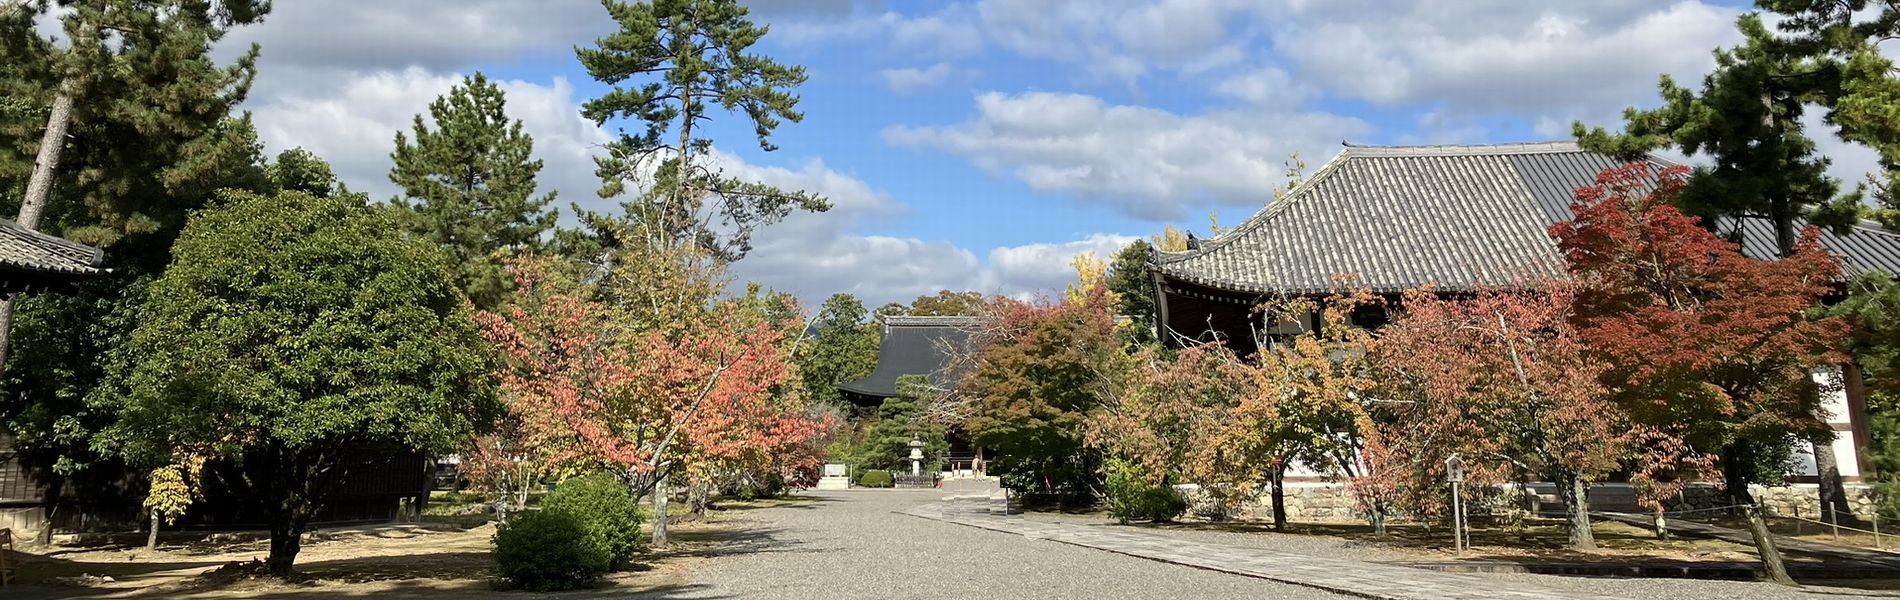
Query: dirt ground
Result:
<box><xmin>2</xmin><ymin>498</ymin><xmax>806</xmax><ymax>599</ymax></box>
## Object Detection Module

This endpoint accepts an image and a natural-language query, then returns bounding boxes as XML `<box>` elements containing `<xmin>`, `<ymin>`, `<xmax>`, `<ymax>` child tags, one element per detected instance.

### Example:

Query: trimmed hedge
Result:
<box><xmin>857</xmin><ymin>469</ymin><xmax>894</xmax><ymax>488</ymax></box>
<box><xmin>1104</xmin><ymin>459</ymin><xmax>1187</xmax><ymax>524</ymax></box>
<box><xmin>493</xmin><ymin>509</ymin><xmax>611</xmax><ymax>591</ymax></box>
<box><xmin>542</xmin><ymin>472</ymin><xmax>644</xmax><ymax>565</ymax></box>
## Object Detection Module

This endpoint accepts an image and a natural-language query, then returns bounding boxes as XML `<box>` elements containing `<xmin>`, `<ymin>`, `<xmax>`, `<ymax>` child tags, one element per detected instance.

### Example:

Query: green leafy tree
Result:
<box><xmin>798</xmin><ymin>293</ymin><xmax>878</xmax><ymax>408</ymax></box>
<box><xmin>909</xmin><ymin>290</ymin><xmax>987</xmax><ymax>316</ymax></box>
<box><xmin>959</xmin><ymin>286</ymin><xmax>1122</xmax><ymax>498</ymax></box>
<box><xmin>1825</xmin><ymin>272</ymin><xmax>1900</xmax><ymax>515</ymax></box>
<box><xmin>268</xmin><ymin>147</ymin><xmax>340</xmax><ymax>198</ymax></box>
<box><xmin>574</xmin><ymin>0</ymin><xmax>827</xmax><ymax>261</ymax></box>
<box><xmin>1106</xmin><ymin>240</ymin><xmax>1157</xmax><ymax>346</ymax></box>
<box><xmin>96</xmin><ymin>189</ymin><xmax>497</xmax><ymax>576</ymax></box>
<box><xmin>391</xmin><ymin>72</ymin><xmax>558</xmax><ymax>309</ymax></box>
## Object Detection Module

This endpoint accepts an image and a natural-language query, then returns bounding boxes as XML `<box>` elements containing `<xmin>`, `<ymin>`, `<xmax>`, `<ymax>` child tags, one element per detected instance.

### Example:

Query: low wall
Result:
<box><xmin>1178</xmin><ymin>481</ymin><xmax>1884</xmax><ymax>522</ymax></box>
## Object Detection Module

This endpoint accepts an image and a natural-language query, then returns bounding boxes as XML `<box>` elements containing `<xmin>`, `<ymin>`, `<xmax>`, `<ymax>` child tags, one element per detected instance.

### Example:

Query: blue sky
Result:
<box><xmin>209</xmin><ymin>0</ymin><xmax>1879</xmax><ymax>309</ymax></box>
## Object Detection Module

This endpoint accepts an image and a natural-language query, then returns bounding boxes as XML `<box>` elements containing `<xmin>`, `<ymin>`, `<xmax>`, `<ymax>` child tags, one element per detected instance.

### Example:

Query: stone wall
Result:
<box><xmin>1177</xmin><ymin>481</ymin><xmax>1883</xmax><ymax>522</ymax></box>
<box><xmin>1656</xmin><ymin>483</ymin><xmax>1880</xmax><ymax>520</ymax></box>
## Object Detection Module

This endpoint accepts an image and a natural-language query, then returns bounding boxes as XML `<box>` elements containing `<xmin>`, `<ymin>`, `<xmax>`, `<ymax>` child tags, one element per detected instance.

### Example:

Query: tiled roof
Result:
<box><xmin>837</xmin><ymin>316</ymin><xmax>979</xmax><ymax>400</ymax></box>
<box><xmin>0</xmin><ymin>218</ymin><xmax>103</xmax><ymax>277</ymax></box>
<box><xmin>1152</xmin><ymin>141</ymin><xmax>1900</xmax><ymax>295</ymax></box>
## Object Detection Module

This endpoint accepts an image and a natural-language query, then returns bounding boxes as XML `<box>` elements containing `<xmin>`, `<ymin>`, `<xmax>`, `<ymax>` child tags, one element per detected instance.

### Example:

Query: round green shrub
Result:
<box><xmin>1104</xmin><ymin>459</ymin><xmax>1187</xmax><ymax>523</ymax></box>
<box><xmin>493</xmin><ymin>509</ymin><xmax>611</xmax><ymax>591</ymax></box>
<box><xmin>542</xmin><ymin>472</ymin><xmax>645</xmax><ymax>564</ymax></box>
<box><xmin>856</xmin><ymin>469</ymin><xmax>894</xmax><ymax>488</ymax></box>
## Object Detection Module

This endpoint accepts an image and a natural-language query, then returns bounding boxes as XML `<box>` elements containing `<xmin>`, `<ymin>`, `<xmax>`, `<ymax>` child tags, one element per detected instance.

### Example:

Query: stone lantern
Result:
<box><xmin>908</xmin><ymin>435</ymin><xmax>926</xmax><ymax>476</ymax></box>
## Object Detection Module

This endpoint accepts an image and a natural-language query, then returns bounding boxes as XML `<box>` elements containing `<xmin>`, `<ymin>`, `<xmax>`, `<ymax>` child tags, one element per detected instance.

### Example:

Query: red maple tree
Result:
<box><xmin>1551</xmin><ymin>163</ymin><xmax>1848</xmax><ymax>508</ymax></box>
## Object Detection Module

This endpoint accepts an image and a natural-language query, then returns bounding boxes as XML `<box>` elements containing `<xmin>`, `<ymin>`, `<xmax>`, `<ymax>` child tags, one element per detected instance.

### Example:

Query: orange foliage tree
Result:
<box><xmin>470</xmin><ymin>256</ymin><xmax>830</xmax><ymax>524</ymax></box>
<box><xmin>1551</xmin><ymin>163</ymin><xmax>1847</xmax><ymax>508</ymax></box>
<box><xmin>1375</xmin><ymin>285</ymin><xmax>1627</xmax><ymax>549</ymax></box>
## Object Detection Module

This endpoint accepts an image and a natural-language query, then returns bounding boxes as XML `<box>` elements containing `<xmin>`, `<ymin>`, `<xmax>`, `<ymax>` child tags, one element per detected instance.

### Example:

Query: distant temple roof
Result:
<box><xmin>837</xmin><ymin>315</ymin><xmax>979</xmax><ymax>405</ymax></box>
<box><xmin>1152</xmin><ymin>141</ymin><xmax>1900</xmax><ymax>295</ymax></box>
<box><xmin>0</xmin><ymin>218</ymin><xmax>105</xmax><ymax>294</ymax></box>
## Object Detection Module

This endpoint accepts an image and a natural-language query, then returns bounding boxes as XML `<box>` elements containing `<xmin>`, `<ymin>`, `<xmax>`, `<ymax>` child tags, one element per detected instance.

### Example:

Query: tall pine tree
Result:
<box><xmin>573</xmin><ymin>0</ymin><xmax>828</xmax><ymax>261</ymax></box>
<box><xmin>390</xmin><ymin>73</ymin><xmax>557</xmax><ymax>309</ymax></box>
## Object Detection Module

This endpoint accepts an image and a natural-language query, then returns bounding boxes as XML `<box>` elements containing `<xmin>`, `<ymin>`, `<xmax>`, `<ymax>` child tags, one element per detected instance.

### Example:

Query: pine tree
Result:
<box><xmin>574</xmin><ymin>0</ymin><xmax>828</xmax><ymax>261</ymax></box>
<box><xmin>1759</xmin><ymin>0</ymin><xmax>1900</xmax><ymax>228</ymax></box>
<box><xmin>1574</xmin><ymin>14</ymin><xmax>1861</xmax><ymax>254</ymax></box>
<box><xmin>390</xmin><ymin>73</ymin><xmax>558</xmax><ymax>309</ymax></box>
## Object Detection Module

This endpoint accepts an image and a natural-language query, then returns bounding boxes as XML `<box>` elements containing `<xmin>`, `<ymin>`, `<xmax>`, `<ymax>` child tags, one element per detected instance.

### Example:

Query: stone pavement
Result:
<box><xmin>904</xmin><ymin>499</ymin><xmax>1627</xmax><ymax>600</ymax></box>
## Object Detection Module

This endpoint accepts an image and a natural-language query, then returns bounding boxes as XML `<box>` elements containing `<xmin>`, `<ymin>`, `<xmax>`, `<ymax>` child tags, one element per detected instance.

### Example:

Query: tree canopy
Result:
<box><xmin>97</xmin><ymin>189</ymin><xmax>497</xmax><ymax>575</ymax></box>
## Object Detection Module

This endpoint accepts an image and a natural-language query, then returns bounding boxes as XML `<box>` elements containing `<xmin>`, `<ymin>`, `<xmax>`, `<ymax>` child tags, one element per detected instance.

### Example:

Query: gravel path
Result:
<box><xmin>673</xmin><ymin>489</ymin><xmax>1349</xmax><ymax>599</ymax></box>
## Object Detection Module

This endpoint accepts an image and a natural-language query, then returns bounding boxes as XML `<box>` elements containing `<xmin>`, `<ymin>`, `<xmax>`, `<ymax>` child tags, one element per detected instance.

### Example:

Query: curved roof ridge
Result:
<box><xmin>1339</xmin><ymin>140</ymin><xmax>1581</xmax><ymax>156</ymax></box>
<box><xmin>1153</xmin><ymin>145</ymin><xmax>1360</xmax><ymax>265</ymax></box>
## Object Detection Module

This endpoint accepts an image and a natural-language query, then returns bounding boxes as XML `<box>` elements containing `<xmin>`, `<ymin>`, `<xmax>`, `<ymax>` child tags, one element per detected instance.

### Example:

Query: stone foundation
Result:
<box><xmin>1178</xmin><ymin>481</ymin><xmax>1883</xmax><ymax>522</ymax></box>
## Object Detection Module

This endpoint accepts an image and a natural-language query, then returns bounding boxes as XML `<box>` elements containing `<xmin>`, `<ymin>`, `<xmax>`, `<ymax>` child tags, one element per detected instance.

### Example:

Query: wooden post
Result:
<box><xmin>652</xmin><ymin>474</ymin><xmax>669</xmax><ymax>546</ymax></box>
<box><xmin>1830</xmin><ymin>504</ymin><xmax>1840</xmax><ymax>542</ymax></box>
<box><xmin>1744</xmin><ymin>504</ymin><xmax>1795</xmax><ymax>586</ymax></box>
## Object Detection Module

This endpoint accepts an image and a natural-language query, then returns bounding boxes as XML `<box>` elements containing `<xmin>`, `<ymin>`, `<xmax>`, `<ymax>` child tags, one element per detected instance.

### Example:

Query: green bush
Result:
<box><xmin>493</xmin><ymin>509</ymin><xmax>611</xmax><ymax>591</ymax></box>
<box><xmin>543</xmin><ymin>472</ymin><xmax>645</xmax><ymax>565</ymax></box>
<box><xmin>857</xmin><ymin>469</ymin><xmax>894</xmax><ymax>488</ymax></box>
<box><xmin>1104</xmin><ymin>459</ymin><xmax>1187</xmax><ymax>524</ymax></box>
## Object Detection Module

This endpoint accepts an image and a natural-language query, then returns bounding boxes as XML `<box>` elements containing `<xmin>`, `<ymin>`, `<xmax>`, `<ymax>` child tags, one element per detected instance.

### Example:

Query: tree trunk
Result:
<box><xmin>1814</xmin><ymin>432</ymin><xmax>1852</xmax><ymax>522</ymax></box>
<box><xmin>1722</xmin><ymin>441</ymin><xmax>1759</xmax><ymax>508</ymax></box>
<box><xmin>1269</xmin><ymin>461</ymin><xmax>1287</xmax><ymax>533</ymax></box>
<box><xmin>0</xmin><ymin>91</ymin><xmax>77</xmax><ymax>370</ymax></box>
<box><xmin>651</xmin><ymin>473</ymin><xmax>669</xmax><ymax>546</ymax></box>
<box><xmin>1369</xmin><ymin>502</ymin><xmax>1388</xmax><ymax>537</ymax></box>
<box><xmin>1744</xmin><ymin>504</ymin><xmax>1796</xmax><ymax>585</ymax></box>
<box><xmin>1558</xmin><ymin>472</ymin><xmax>1597</xmax><ymax>550</ymax></box>
<box><xmin>145</xmin><ymin>510</ymin><xmax>159</xmax><ymax>552</ymax></box>
<box><xmin>266</xmin><ymin>516</ymin><xmax>304</xmax><ymax>577</ymax></box>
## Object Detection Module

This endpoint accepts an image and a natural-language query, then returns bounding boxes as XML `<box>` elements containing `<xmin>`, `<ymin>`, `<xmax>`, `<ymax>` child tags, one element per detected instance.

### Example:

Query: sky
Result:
<box><xmin>200</xmin><ymin>0</ymin><xmax>1882</xmax><ymax>309</ymax></box>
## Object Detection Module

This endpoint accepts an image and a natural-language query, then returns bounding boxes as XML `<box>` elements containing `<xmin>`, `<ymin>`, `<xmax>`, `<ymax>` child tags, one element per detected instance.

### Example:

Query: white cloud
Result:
<box><xmin>985</xmin><ymin>233</ymin><xmax>1140</xmax><ymax>294</ymax></box>
<box><xmin>978</xmin><ymin>0</ymin><xmax>1256</xmax><ymax>82</ymax></box>
<box><xmin>884</xmin><ymin>91</ymin><xmax>1368</xmax><ymax>220</ymax></box>
<box><xmin>1267</xmin><ymin>1</ymin><xmax>1741</xmax><ymax>125</ymax></box>
<box><xmin>770</xmin><ymin>6</ymin><xmax>983</xmax><ymax>59</ymax></box>
<box><xmin>716</xmin><ymin>154</ymin><xmax>1138</xmax><ymax>308</ymax></box>
<box><xmin>881</xmin><ymin>63</ymin><xmax>956</xmax><ymax>94</ymax></box>
<box><xmin>218</xmin><ymin>1</ymin><xmax>610</xmax><ymax>73</ymax></box>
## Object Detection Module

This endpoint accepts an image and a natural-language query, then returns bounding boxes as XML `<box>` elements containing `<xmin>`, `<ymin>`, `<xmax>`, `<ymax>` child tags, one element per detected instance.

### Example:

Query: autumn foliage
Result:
<box><xmin>469</xmin><ymin>256</ymin><xmax>830</xmax><ymax>508</ymax></box>
<box><xmin>1552</xmin><ymin>163</ymin><xmax>1847</xmax><ymax>506</ymax></box>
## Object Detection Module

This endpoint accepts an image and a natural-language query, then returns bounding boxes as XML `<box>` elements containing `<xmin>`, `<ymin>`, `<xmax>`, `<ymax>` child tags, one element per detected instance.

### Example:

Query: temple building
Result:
<box><xmin>838</xmin><ymin>315</ymin><xmax>985</xmax><ymax>474</ymax></box>
<box><xmin>838</xmin><ymin>315</ymin><xmax>978</xmax><ymax>408</ymax></box>
<box><xmin>1149</xmin><ymin>141</ymin><xmax>1900</xmax><ymax>482</ymax></box>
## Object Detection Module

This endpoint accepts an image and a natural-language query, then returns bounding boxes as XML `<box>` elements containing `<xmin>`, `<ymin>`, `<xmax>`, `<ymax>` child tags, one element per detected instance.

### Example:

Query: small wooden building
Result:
<box><xmin>0</xmin><ymin>218</ymin><xmax>107</xmax><ymax>533</ymax></box>
<box><xmin>1149</xmin><ymin>141</ymin><xmax>1900</xmax><ymax>480</ymax></box>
